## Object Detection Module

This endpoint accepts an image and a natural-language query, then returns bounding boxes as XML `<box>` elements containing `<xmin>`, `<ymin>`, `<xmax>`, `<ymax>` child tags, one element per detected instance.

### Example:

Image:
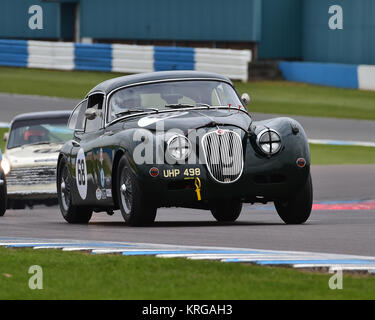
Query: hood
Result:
<box><xmin>4</xmin><ymin>143</ymin><xmax>62</xmax><ymax>168</ymax></box>
<box><xmin>122</xmin><ymin>108</ymin><xmax>252</xmax><ymax>133</ymax></box>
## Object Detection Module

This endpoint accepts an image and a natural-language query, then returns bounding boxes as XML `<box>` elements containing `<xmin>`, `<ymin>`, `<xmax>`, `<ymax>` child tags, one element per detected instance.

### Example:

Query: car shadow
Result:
<box><xmin>88</xmin><ymin>220</ymin><xmax>285</xmax><ymax>228</ymax></box>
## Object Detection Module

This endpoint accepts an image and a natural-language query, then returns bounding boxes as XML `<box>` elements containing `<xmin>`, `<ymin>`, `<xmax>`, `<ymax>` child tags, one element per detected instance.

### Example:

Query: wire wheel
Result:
<box><xmin>119</xmin><ymin>167</ymin><xmax>133</xmax><ymax>214</ymax></box>
<box><xmin>117</xmin><ymin>156</ymin><xmax>157</xmax><ymax>226</ymax></box>
<box><xmin>60</xmin><ymin>165</ymin><xmax>71</xmax><ymax>212</ymax></box>
<box><xmin>57</xmin><ymin>158</ymin><xmax>92</xmax><ymax>224</ymax></box>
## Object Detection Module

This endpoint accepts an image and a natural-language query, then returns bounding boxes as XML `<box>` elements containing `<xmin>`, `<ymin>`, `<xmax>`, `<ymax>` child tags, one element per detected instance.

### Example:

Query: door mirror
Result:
<box><xmin>241</xmin><ymin>93</ymin><xmax>250</xmax><ymax>106</ymax></box>
<box><xmin>85</xmin><ymin>108</ymin><xmax>98</xmax><ymax>120</ymax></box>
<box><xmin>3</xmin><ymin>132</ymin><xmax>8</xmax><ymax>142</ymax></box>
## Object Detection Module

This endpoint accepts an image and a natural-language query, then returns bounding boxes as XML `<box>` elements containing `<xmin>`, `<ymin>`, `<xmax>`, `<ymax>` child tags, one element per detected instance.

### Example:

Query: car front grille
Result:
<box><xmin>7</xmin><ymin>166</ymin><xmax>56</xmax><ymax>186</ymax></box>
<box><xmin>202</xmin><ymin>129</ymin><xmax>244</xmax><ymax>183</ymax></box>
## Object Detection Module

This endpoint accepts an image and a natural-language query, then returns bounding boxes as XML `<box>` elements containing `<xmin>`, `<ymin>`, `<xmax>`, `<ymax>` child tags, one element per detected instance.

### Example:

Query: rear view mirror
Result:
<box><xmin>3</xmin><ymin>132</ymin><xmax>8</xmax><ymax>142</ymax></box>
<box><xmin>241</xmin><ymin>93</ymin><xmax>250</xmax><ymax>106</ymax></box>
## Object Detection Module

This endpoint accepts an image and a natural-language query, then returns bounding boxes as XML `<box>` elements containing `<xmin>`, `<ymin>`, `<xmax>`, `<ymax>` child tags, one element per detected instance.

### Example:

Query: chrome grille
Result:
<box><xmin>202</xmin><ymin>129</ymin><xmax>244</xmax><ymax>183</ymax></box>
<box><xmin>7</xmin><ymin>166</ymin><xmax>56</xmax><ymax>186</ymax></box>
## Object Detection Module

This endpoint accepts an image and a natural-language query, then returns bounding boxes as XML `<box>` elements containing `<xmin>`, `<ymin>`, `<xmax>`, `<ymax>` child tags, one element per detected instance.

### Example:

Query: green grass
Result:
<box><xmin>310</xmin><ymin>144</ymin><xmax>375</xmax><ymax>165</ymax></box>
<box><xmin>235</xmin><ymin>80</ymin><xmax>375</xmax><ymax>120</ymax></box>
<box><xmin>0</xmin><ymin>248</ymin><xmax>374</xmax><ymax>300</ymax></box>
<box><xmin>1</xmin><ymin>66</ymin><xmax>375</xmax><ymax>120</ymax></box>
<box><xmin>0</xmin><ymin>67</ymin><xmax>122</xmax><ymax>99</ymax></box>
<box><xmin>0</xmin><ymin>127</ymin><xmax>7</xmax><ymax>152</ymax></box>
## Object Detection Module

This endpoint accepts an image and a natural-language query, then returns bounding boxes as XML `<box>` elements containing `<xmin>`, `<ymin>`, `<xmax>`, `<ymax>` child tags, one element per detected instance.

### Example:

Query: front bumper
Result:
<box><xmin>133</xmin><ymin>153</ymin><xmax>310</xmax><ymax>208</ymax></box>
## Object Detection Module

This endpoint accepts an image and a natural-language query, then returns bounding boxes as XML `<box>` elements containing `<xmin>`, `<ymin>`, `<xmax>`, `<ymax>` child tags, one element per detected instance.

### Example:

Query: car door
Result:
<box><xmin>80</xmin><ymin>93</ymin><xmax>111</xmax><ymax>205</ymax></box>
<box><xmin>68</xmin><ymin>93</ymin><xmax>106</xmax><ymax>205</ymax></box>
<box><xmin>68</xmin><ymin>99</ymin><xmax>90</xmax><ymax>205</ymax></box>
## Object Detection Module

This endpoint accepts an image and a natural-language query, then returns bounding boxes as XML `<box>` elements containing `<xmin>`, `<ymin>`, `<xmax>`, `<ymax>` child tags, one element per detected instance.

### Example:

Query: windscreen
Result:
<box><xmin>7</xmin><ymin>117</ymin><xmax>73</xmax><ymax>149</ymax></box>
<box><xmin>108</xmin><ymin>80</ymin><xmax>243</xmax><ymax>122</ymax></box>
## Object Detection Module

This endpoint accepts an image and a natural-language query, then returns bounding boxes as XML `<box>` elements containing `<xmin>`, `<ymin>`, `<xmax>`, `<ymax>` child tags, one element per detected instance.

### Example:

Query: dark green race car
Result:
<box><xmin>57</xmin><ymin>71</ymin><xmax>312</xmax><ymax>226</ymax></box>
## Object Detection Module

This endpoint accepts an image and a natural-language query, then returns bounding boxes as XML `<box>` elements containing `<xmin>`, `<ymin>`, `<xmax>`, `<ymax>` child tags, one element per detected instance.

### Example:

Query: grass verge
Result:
<box><xmin>0</xmin><ymin>248</ymin><xmax>374</xmax><ymax>300</ymax></box>
<box><xmin>0</xmin><ymin>127</ymin><xmax>7</xmax><ymax>152</ymax></box>
<box><xmin>1</xmin><ymin>67</ymin><xmax>375</xmax><ymax>120</ymax></box>
<box><xmin>310</xmin><ymin>144</ymin><xmax>375</xmax><ymax>165</ymax></box>
<box><xmin>235</xmin><ymin>80</ymin><xmax>375</xmax><ymax>120</ymax></box>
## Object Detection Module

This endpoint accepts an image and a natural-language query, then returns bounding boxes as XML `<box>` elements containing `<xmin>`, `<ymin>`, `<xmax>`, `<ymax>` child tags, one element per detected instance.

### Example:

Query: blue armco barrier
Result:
<box><xmin>74</xmin><ymin>43</ymin><xmax>112</xmax><ymax>72</ymax></box>
<box><xmin>279</xmin><ymin>61</ymin><xmax>359</xmax><ymax>89</ymax></box>
<box><xmin>0</xmin><ymin>39</ymin><xmax>250</xmax><ymax>81</ymax></box>
<box><xmin>0</xmin><ymin>39</ymin><xmax>28</xmax><ymax>67</ymax></box>
<box><xmin>154</xmin><ymin>46</ymin><xmax>195</xmax><ymax>71</ymax></box>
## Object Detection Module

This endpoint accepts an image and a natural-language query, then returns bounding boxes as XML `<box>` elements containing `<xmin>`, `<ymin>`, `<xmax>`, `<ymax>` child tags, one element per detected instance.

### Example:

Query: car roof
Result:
<box><xmin>12</xmin><ymin>111</ymin><xmax>71</xmax><ymax>123</ymax></box>
<box><xmin>88</xmin><ymin>70</ymin><xmax>233</xmax><ymax>96</ymax></box>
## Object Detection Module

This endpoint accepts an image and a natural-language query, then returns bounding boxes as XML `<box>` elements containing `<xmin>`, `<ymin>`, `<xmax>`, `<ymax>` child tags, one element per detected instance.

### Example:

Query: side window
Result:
<box><xmin>85</xmin><ymin>94</ymin><xmax>104</xmax><ymax>133</ymax></box>
<box><xmin>68</xmin><ymin>100</ymin><xmax>87</xmax><ymax>131</ymax></box>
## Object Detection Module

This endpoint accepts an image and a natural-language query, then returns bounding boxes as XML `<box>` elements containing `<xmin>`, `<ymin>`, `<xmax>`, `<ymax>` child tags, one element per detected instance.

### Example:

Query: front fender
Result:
<box><xmin>252</xmin><ymin>117</ymin><xmax>310</xmax><ymax>163</ymax></box>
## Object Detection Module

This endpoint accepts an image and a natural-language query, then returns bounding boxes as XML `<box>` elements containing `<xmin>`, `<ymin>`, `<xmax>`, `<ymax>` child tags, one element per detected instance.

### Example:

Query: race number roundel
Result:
<box><xmin>76</xmin><ymin>148</ymin><xmax>88</xmax><ymax>199</ymax></box>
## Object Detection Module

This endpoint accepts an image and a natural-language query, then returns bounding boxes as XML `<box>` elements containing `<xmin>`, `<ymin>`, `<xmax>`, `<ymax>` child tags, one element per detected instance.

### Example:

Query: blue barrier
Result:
<box><xmin>279</xmin><ymin>61</ymin><xmax>359</xmax><ymax>89</ymax></box>
<box><xmin>0</xmin><ymin>39</ymin><xmax>28</xmax><ymax>67</ymax></box>
<box><xmin>154</xmin><ymin>46</ymin><xmax>195</xmax><ymax>71</ymax></box>
<box><xmin>74</xmin><ymin>43</ymin><xmax>112</xmax><ymax>72</ymax></box>
<box><xmin>0</xmin><ymin>39</ymin><xmax>249</xmax><ymax>81</ymax></box>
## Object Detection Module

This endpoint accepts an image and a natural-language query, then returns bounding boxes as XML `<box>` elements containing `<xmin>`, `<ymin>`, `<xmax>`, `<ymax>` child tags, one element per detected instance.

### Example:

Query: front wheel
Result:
<box><xmin>57</xmin><ymin>159</ymin><xmax>92</xmax><ymax>224</ymax></box>
<box><xmin>0</xmin><ymin>175</ymin><xmax>6</xmax><ymax>217</ymax></box>
<box><xmin>210</xmin><ymin>200</ymin><xmax>242</xmax><ymax>222</ymax></box>
<box><xmin>117</xmin><ymin>156</ymin><xmax>157</xmax><ymax>226</ymax></box>
<box><xmin>274</xmin><ymin>174</ymin><xmax>313</xmax><ymax>224</ymax></box>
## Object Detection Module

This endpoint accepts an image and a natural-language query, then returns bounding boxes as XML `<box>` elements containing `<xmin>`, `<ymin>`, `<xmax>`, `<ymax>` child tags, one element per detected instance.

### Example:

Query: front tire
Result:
<box><xmin>0</xmin><ymin>174</ymin><xmax>6</xmax><ymax>217</ymax></box>
<box><xmin>274</xmin><ymin>174</ymin><xmax>313</xmax><ymax>224</ymax></box>
<box><xmin>210</xmin><ymin>200</ymin><xmax>242</xmax><ymax>222</ymax></box>
<box><xmin>117</xmin><ymin>156</ymin><xmax>157</xmax><ymax>226</ymax></box>
<box><xmin>57</xmin><ymin>158</ymin><xmax>92</xmax><ymax>224</ymax></box>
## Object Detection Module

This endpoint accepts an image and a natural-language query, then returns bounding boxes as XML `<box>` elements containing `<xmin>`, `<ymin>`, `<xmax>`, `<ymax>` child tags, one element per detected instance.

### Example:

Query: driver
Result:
<box><xmin>24</xmin><ymin>125</ymin><xmax>49</xmax><ymax>144</ymax></box>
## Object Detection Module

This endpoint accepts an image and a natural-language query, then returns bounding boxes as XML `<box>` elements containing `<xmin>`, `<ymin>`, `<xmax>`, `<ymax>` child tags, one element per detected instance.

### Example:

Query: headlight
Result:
<box><xmin>167</xmin><ymin>135</ymin><xmax>192</xmax><ymax>161</ymax></box>
<box><xmin>1</xmin><ymin>157</ymin><xmax>10</xmax><ymax>175</ymax></box>
<box><xmin>256</xmin><ymin>129</ymin><xmax>282</xmax><ymax>155</ymax></box>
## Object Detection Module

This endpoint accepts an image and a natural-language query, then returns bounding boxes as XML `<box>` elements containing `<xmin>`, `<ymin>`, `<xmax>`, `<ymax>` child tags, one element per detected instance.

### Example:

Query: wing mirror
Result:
<box><xmin>85</xmin><ymin>108</ymin><xmax>98</xmax><ymax>120</ymax></box>
<box><xmin>3</xmin><ymin>132</ymin><xmax>8</xmax><ymax>142</ymax></box>
<box><xmin>241</xmin><ymin>93</ymin><xmax>250</xmax><ymax>106</ymax></box>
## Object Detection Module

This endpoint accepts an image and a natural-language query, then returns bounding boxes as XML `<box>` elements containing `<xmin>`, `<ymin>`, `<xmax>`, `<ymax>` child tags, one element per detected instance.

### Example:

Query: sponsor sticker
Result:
<box><xmin>99</xmin><ymin>148</ymin><xmax>103</xmax><ymax>164</ymax></box>
<box><xmin>100</xmin><ymin>169</ymin><xmax>105</xmax><ymax>187</ymax></box>
<box><xmin>149</xmin><ymin>167</ymin><xmax>159</xmax><ymax>177</ymax></box>
<box><xmin>101</xmin><ymin>189</ymin><xmax>107</xmax><ymax>200</ymax></box>
<box><xmin>95</xmin><ymin>188</ymin><xmax>102</xmax><ymax>200</ymax></box>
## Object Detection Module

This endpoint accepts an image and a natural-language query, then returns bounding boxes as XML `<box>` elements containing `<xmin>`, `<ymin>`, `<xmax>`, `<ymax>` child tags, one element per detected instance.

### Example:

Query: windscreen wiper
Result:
<box><xmin>164</xmin><ymin>103</ymin><xmax>211</xmax><ymax>109</ymax></box>
<box><xmin>115</xmin><ymin>107</ymin><xmax>159</xmax><ymax>117</ymax></box>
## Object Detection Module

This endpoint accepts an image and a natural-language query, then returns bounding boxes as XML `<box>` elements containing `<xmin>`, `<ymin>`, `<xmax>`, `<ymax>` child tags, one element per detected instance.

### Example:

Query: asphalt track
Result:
<box><xmin>1</xmin><ymin>93</ymin><xmax>375</xmax><ymax>143</ymax></box>
<box><xmin>0</xmin><ymin>165</ymin><xmax>374</xmax><ymax>257</ymax></box>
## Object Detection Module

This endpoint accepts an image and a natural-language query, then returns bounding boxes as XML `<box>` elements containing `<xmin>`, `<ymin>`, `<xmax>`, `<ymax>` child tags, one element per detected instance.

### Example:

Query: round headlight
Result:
<box><xmin>1</xmin><ymin>157</ymin><xmax>11</xmax><ymax>175</ymax></box>
<box><xmin>167</xmin><ymin>135</ymin><xmax>192</xmax><ymax>161</ymax></box>
<box><xmin>257</xmin><ymin>129</ymin><xmax>282</xmax><ymax>155</ymax></box>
